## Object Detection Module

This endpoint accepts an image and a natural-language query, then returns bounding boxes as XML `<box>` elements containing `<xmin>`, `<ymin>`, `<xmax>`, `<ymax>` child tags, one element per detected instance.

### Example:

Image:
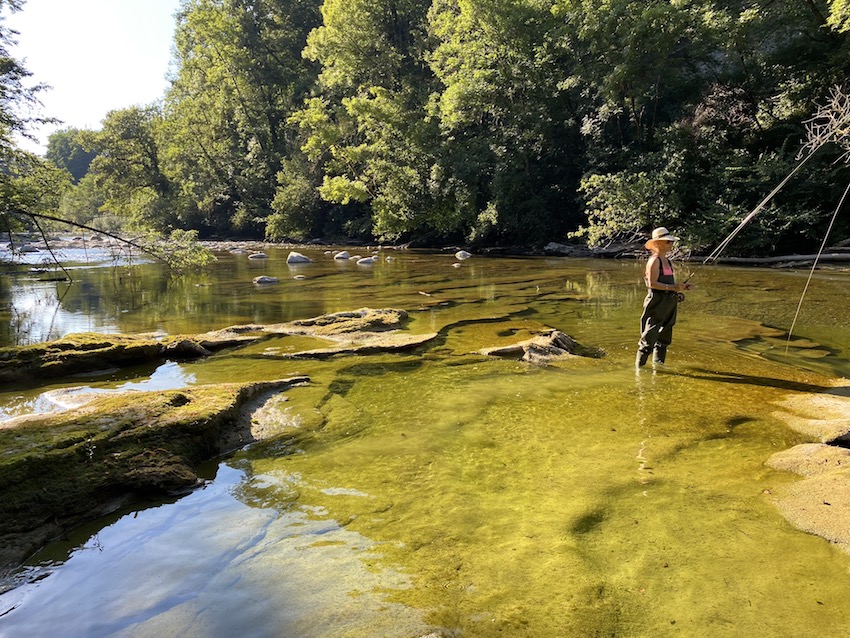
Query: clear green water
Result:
<box><xmin>2</xmin><ymin>249</ymin><xmax>850</xmax><ymax>637</ymax></box>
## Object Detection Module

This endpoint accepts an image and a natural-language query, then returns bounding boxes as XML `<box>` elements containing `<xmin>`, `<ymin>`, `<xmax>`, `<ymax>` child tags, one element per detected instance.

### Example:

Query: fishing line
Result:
<box><xmin>784</xmin><ymin>179</ymin><xmax>850</xmax><ymax>352</ymax></box>
<box><xmin>684</xmin><ymin>146</ymin><xmax>821</xmax><ymax>284</ymax></box>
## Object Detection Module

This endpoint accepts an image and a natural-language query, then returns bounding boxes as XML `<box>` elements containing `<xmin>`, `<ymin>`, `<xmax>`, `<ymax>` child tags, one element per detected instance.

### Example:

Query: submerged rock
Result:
<box><xmin>266</xmin><ymin>332</ymin><xmax>437</xmax><ymax>359</ymax></box>
<box><xmin>766</xmin><ymin>384</ymin><xmax>850</xmax><ymax>555</ymax></box>
<box><xmin>282</xmin><ymin>308</ymin><xmax>408</xmax><ymax>336</ymax></box>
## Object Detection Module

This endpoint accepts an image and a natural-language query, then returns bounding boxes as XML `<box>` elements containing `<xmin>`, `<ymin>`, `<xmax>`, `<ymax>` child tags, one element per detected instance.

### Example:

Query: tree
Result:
<box><xmin>829</xmin><ymin>0</ymin><xmax>850</xmax><ymax>31</ymax></box>
<box><xmin>0</xmin><ymin>3</ymin><xmax>212</xmax><ymax>274</ymax></box>
<box><xmin>163</xmin><ymin>0</ymin><xmax>322</xmax><ymax>237</ymax></box>
<box><xmin>567</xmin><ymin>0</ymin><xmax>850</xmax><ymax>253</ymax></box>
<box><xmin>0</xmin><ymin>1</ymin><xmax>68</xmax><ymax>243</ymax></box>
<box><xmin>0</xmin><ymin>152</ymin><xmax>72</xmax><ymax>233</ymax></box>
<box><xmin>84</xmin><ymin>105</ymin><xmax>177</xmax><ymax>232</ymax></box>
<box><xmin>295</xmin><ymin>0</ymin><xmax>447</xmax><ymax>241</ymax></box>
<box><xmin>45</xmin><ymin>128</ymin><xmax>97</xmax><ymax>183</ymax></box>
<box><xmin>0</xmin><ymin>0</ymin><xmax>51</xmax><ymax>162</ymax></box>
<box><xmin>426</xmin><ymin>0</ymin><xmax>584</xmax><ymax>243</ymax></box>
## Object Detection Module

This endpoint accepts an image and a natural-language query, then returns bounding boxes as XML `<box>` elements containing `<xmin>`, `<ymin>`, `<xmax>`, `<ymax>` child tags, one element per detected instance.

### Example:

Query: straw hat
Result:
<box><xmin>644</xmin><ymin>226</ymin><xmax>679</xmax><ymax>250</ymax></box>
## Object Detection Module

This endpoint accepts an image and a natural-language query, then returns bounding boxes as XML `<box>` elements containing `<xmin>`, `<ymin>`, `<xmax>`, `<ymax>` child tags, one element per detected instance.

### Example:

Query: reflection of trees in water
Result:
<box><xmin>0</xmin><ymin>270</ymin><xmax>130</xmax><ymax>346</ymax></box>
<box><xmin>0</xmin><ymin>280</ymin><xmax>71</xmax><ymax>346</ymax></box>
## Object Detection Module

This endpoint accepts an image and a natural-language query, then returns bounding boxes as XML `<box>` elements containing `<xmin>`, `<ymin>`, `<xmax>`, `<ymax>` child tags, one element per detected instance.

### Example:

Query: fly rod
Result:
<box><xmin>683</xmin><ymin>146</ymin><xmax>820</xmax><ymax>284</ymax></box>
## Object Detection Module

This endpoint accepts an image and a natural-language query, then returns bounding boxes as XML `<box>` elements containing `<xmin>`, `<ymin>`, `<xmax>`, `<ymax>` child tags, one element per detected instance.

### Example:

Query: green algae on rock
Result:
<box><xmin>282</xmin><ymin>308</ymin><xmax>409</xmax><ymax>336</ymax></box>
<box><xmin>201</xmin><ymin>308</ymin><xmax>438</xmax><ymax>359</ymax></box>
<box><xmin>0</xmin><ymin>377</ymin><xmax>308</xmax><ymax>576</ymax></box>
<box><xmin>0</xmin><ymin>309</ymin><xmax>421</xmax><ymax>384</ymax></box>
<box><xmin>0</xmin><ymin>333</ymin><xmax>164</xmax><ymax>383</ymax></box>
<box><xmin>0</xmin><ymin>332</ymin><xmax>230</xmax><ymax>384</ymax></box>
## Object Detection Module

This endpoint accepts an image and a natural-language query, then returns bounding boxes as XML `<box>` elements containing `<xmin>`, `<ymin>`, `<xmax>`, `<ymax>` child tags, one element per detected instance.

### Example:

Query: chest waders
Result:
<box><xmin>637</xmin><ymin>263</ymin><xmax>677</xmax><ymax>367</ymax></box>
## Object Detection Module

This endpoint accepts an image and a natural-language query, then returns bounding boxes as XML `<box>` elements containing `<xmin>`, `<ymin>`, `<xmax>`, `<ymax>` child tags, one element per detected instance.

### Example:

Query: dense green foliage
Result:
<box><xmin>10</xmin><ymin>1</ymin><xmax>850</xmax><ymax>254</ymax></box>
<box><xmin>44</xmin><ymin>128</ymin><xmax>96</xmax><ymax>183</ymax></box>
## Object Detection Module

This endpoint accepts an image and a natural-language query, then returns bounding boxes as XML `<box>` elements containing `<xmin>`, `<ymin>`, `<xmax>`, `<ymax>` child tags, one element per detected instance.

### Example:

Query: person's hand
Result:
<box><xmin>683</xmin><ymin>282</ymin><xmax>694</xmax><ymax>291</ymax></box>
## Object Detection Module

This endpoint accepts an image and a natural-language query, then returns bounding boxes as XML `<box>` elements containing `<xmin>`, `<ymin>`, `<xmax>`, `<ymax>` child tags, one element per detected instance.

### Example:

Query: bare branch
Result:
<box><xmin>3</xmin><ymin>209</ymin><xmax>172</xmax><ymax>270</ymax></box>
<box><xmin>800</xmin><ymin>85</ymin><xmax>850</xmax><ymax>161</ymax></box>
<box><xmin>30</xmin><ymin>214</ymin><xmax>73</xmax><ymax>282</ymax></box>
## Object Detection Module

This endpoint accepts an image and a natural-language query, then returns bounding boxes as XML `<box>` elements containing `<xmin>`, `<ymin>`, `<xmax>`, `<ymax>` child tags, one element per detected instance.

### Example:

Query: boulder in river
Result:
<box><xmin>286</xmin><ymin>251</ymin><xmax>312</xmax><ymax>264</ymax></box>
<box><xmin>479</xmin><ymin>329</ymin><xmax>604</xmax><ymax>363</ymax></box>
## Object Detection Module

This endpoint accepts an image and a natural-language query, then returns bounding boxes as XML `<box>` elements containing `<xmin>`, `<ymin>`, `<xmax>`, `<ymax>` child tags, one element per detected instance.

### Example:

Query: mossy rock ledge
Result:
<box><xmin>0</xmin><ymin>333</ymin><xmax>211</xmax><ymax>384</ymax></box>
<box><xmin>0</xmin><ymin>308</ymin><xmax>421</xmax><ymax>383</ymax></box>
<box><xmin>0</xmin><ymin>377</ymin><xmax>308</xmax><ymax>579</ymax></box>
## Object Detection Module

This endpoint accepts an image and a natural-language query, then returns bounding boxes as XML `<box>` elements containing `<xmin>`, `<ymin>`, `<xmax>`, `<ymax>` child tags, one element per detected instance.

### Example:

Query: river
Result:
<box><xmin>1</xmin><ymin>244</ymin><xmax>850</xmax><ymax>637</ymax></box>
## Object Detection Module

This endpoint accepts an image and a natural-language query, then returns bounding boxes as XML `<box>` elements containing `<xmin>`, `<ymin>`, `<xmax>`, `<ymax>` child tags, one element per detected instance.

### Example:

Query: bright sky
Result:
<box><xmin>6</xmin><ymin>0</ymin><xmax>182</xmax><ymax>155</ymax></box>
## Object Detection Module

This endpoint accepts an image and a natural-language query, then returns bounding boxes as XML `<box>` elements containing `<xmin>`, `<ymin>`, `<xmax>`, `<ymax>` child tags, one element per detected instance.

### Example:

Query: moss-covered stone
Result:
<box><xmin>0</xmin><ymin>333</ymin><xmax>163</xmax><ymax>383</ymax></box>
<box><xmin>0</xmin><ymin>377</ymin><xmax>307</xmax><ymax>574</ymax></box>
<box><xmin>281</xmin><ymin>308</ymin><xmax>409</xmax><ymax>336</ymax></box>
<box><xmin>0</xmin><ymin>309</ymin><xmax>415</xmax><ymax>384</ymax></box>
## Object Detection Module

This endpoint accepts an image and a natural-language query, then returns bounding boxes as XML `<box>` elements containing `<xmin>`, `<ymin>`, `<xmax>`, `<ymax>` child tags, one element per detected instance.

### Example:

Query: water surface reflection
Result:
<box><xmin>2</xmin><ymin>251</ymin><xmax>850</xmax><ymax>636</ymax></box>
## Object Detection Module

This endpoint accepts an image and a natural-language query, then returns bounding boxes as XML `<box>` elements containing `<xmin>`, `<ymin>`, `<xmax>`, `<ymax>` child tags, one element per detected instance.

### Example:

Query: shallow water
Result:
<box><xmin>2</xmin><ymin>249</ymin><xmax>850</xmax><ymax>636</ymax></box>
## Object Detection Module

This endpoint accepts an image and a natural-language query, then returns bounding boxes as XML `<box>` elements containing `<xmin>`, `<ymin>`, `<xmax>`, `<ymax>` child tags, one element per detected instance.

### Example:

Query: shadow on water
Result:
<box><xmin>677</xmin><ymin>367</ymin><xmax>838</xmax><ymax>394</ymax></box>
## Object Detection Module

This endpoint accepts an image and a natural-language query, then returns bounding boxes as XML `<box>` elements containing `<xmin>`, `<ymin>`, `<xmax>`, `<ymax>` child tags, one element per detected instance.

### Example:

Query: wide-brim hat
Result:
<box><xmin>644</xmin><ymin>226</ymin><xmax>679</xmax><ymax>249</ymax></box>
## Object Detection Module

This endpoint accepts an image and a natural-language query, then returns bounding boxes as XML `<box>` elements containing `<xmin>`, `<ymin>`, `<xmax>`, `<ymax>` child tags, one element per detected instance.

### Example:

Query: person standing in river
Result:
<box><xmin>636</xmin><ymin>227</ymin><xmax>694</xmax><ymax>367</ymax></box>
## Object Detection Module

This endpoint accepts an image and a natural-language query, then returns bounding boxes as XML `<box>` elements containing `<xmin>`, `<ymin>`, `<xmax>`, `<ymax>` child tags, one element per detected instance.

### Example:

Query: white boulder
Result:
<box><xmin>286</xmin><ymin>251</ymin><xmax>312</xmax><ymax>264</ymax></box>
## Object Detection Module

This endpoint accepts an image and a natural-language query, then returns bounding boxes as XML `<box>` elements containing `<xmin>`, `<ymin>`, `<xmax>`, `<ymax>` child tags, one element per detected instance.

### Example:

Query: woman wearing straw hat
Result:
<box><xmin>636</xmin><ymin>227</ymin><xmax>694</xmax><ymax>367</ymax></box>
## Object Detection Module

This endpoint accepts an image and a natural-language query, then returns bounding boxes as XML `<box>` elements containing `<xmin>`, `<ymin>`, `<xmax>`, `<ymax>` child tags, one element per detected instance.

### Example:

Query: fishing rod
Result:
<box><xmin>684</xmin><ymin>85</ymin><xmax>850</xmax><ymax>281</ymax></box>
<box><xmin>683</xmin><ymin>146</ymin><xmax>820</xmax><ymax>285</ymax></box>
<box><xmin>784</xmin><ymin>179</ymin><xmax>850</xmax><ymax>351</ymax></box>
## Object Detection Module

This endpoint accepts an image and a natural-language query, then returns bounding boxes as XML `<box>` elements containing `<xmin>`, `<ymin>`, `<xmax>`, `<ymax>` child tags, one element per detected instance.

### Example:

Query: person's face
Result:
<box><xmin>656</xmin><ymin>240</ymin><xmax>673</xmax><ymax>254</ymax></box>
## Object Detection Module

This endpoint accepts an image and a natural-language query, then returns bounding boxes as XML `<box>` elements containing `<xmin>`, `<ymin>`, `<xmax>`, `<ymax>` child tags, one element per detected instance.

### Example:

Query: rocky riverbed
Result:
<box><xmin>0</xmin><ymin>307</ymin><xmax>602</xmax><ymax>580</ymax></box>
